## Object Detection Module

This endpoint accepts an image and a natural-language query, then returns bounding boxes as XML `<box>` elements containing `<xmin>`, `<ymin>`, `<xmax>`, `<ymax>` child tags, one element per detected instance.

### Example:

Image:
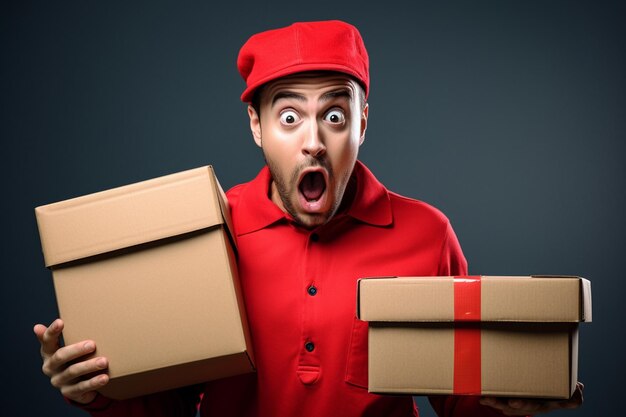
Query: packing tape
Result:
<box><xmin>453</xmin><ymin>276</ymin><xmax>482</xmax><ymax>395</ymax></box>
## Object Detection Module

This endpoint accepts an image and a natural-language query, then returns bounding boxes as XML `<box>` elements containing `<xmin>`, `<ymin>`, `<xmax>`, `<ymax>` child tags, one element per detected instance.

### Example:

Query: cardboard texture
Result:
<box><xmin>35</xmin><ymin>166</ymin><xmax>254</xmax><ymax>400</ymax></box>
<box><xmin>357</xmin><ymin>276</ymin><xmax>591</xmax><ymax>399</ymax></box>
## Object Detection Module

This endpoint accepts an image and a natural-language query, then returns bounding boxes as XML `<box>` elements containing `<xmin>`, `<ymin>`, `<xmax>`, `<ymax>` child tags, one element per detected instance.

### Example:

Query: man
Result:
<box><xmin>34</xmin><ymin>20</ymin><xmax>583</xmax><ymax>416</ymax></box>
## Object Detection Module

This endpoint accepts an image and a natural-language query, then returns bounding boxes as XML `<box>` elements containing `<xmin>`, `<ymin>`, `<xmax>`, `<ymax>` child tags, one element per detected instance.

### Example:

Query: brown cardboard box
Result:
<box><xmin>357</xmin><ymin>276</ymin><xmax>591</xmax><ymax>399</ymax></box>
<box><xmin>35</xmin><ymin>166</ymin><xmax>254</xmax><ymax>400</ymax></box>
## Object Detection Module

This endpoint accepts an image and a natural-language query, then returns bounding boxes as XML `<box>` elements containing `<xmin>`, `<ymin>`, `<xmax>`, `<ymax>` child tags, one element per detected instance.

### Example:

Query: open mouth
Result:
<box><xmin>299</xmin><ymin>171</ymin><xmax>326</xmax><ymax>202</ymax></box>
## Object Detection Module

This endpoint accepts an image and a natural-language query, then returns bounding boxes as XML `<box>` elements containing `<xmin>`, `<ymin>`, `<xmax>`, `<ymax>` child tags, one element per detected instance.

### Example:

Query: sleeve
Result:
<box><xmin>437</xmin><ymin>221</ymin><xmax>468</xmax><ymax>276</ymax></box>
<box><xmin>70</xmin><ymin>384</ymin><xmax>204</xmax><ymax>417</ymax></box>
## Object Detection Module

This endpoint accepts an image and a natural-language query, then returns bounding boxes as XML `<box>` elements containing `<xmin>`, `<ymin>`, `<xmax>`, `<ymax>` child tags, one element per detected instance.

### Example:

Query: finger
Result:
<box><xmin>499</xmin><ymin>400</ymin><xmax>565</xmax><ymax>416</ymax></box>
<box><xmin>479</xmin><ymin>397</ymin><xmax>498</xmax><ymax>407</ymax></box>
<box><xmin>480</xmin><ymin>397</ymin><xmax>514</xmax><ymax>408</ymax></box>
<box><xmin>507</xmin><ymin>398</ymin><xmax>545</xmax><ymax>411</ymax></box>
<box><xmin>51</xmin><ymin>356</ymin><xmax>108</xmax><ymax>388</ymax></box>
<box><xmin>481</xmin><ymin>392</ymin><xmax>583</xmax><ymax>415</ymax></box>
<box><xmin>60</xmin><ymin>374</ymin><xmax>109</xmax><ymax>404</ymax></box>
<box><xmin>33</xmin><ymin>324</ymin><xmax>47</xmax><ymax>342</ymax></box>
<box><xmin>40</xmin><ymin>319</ymin><xmax>64</xmax><ymax>356</ymax></box>
<box><xmin>501</xmin><ymin>404</ymin><xmax>545</xmax><ymax>416</ymax></box>
<box><xmin>479</xmin><ymin>398</ymin><xmax>513</xmax><ymax>413</ymax></box>
<box><xmin>43</xmin><ymin>340</ymin><xmax>96</xmax><ymax>376</ymax></box>
<box><xmin>572</xmin><ymin>382</ymin><xmax>584</xmax><ymax>404</ymax></box>
<box><xmin>480</xmin><ymin>398</ymin><xmax>543</xmax><ymax>416</ymax></box>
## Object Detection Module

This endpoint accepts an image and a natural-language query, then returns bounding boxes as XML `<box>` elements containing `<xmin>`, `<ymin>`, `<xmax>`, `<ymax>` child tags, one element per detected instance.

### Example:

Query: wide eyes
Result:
<box><xmin>324</xmin><ymin>109</ymin><xmax>345</xmax><ymax>125</ymax></box>
<box><xmin>279</xmin><ymin>110</ymin><xmax>300</xmax><ymax>125</ymax></box>
<box><xmin>278</xmin><ymin>108</ymin><xmax>346</xmax><ymax>127</ymax></box>
<box><xmin>279</xmin><ymin>107</ymin><xmax>346</xmax><ymax>126</ymax></box>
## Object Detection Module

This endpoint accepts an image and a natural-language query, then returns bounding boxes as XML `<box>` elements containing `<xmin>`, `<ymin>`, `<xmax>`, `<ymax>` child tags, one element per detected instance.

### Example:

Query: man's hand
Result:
<box><xmin>479</xmin><ymin>382</ymin><xmax>584</xmax><ymax>415</ymax></box>
<box><xmin>34</xmin><ymin>318</ymin><xmax>109</xmax><ymax>404</ymax></box>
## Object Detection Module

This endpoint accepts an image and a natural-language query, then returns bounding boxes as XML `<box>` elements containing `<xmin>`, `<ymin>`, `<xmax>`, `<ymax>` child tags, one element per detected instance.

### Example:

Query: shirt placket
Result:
<box><xmin>296</xmin><ymin>230</ymin><xmax>323</xmax><ymax>385</ymax></box>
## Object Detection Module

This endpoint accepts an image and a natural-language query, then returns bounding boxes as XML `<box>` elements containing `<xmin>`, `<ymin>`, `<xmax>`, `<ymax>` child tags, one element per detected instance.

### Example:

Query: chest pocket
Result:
<box><xmin>344</xmin><ymin>315</ymin><xmax>369</xmax><ymax>389</ymax></box>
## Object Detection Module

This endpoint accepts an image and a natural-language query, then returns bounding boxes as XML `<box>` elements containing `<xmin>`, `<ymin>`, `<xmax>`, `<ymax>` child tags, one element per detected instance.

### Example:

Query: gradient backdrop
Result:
<box><xmin>2</xmin><ymin>1</ymin><xmax>624</xmax><ymax>416</ymax></box>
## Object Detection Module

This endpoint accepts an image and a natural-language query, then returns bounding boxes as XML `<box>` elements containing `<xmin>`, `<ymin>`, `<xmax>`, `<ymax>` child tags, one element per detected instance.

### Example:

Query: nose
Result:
<box><xmin>301</xmin><ymin>121</ymin><xmax>326</xmax><ymax>158</ymax></box>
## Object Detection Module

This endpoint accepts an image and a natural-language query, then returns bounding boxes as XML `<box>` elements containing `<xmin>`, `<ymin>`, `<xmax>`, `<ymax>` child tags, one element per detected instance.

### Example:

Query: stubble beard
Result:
<box><xmin>264</xmin><ymin>153</ymin><xmax>340</xmax><ymax>229</ymax></box>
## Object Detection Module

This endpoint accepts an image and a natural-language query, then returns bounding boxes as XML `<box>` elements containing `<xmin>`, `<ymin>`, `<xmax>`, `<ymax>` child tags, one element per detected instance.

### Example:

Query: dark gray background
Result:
<box><xmin>2</xmin><ymin>1</ymin><xmax>624</xmax><ymax>416</ymax></box>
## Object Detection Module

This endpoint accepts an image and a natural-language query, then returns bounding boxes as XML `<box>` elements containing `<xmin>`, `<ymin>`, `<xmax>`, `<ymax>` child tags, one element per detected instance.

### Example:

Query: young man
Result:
<box><xmin>34</xmin><ymin>20</ymin><xmax>583</xmax><ymax>416</ymax></box>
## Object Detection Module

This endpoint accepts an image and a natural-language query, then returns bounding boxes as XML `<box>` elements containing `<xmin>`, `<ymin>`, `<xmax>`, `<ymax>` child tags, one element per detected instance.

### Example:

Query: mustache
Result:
<box><xmin>290</xmin><ymin>157</ymin><xmax>332</xmax><ymax>186</ymax></box>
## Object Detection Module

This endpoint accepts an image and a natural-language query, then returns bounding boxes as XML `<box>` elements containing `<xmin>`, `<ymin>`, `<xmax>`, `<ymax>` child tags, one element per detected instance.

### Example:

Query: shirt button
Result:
<box><xmin>305</xmin><ymin>342</ymin><xmax>315</xmax><ymax>352</ymax></box>
<box><xmin>310</xmin><ymin>233</ymin><xmax>319</xmax><ymax>242</ymax></box>
<box><xmin>307</xmin><ymin>285</ymin><xmax>317</xmax><ymax>296</ymax></box>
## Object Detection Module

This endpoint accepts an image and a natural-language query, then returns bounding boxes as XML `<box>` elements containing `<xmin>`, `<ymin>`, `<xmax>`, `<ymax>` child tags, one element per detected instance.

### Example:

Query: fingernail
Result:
<box><xmin>97</xmin><ymin>375</ymin><xmax>108</xmax><ymax>385</ymax></box>
<box><xmin>96</xmin><ymin>358</ymin><xmax>107</xmax><ymax>368</ymax></box>
<box><xmin>84</xmin><ymin>342</ymin><xmax>95</xmax><ymax>351</ymax></box>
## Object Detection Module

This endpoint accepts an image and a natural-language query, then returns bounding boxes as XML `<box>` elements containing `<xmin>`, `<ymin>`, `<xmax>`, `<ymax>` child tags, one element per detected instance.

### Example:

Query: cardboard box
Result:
<box><xmin>357</xmin><ymin>276</ymin><xmax>591</xmax><ymax>399</ymax></box>
<box><xmin>35</xmin><ymin>166</ymin><xmax>254</xmax><ymax>400</ymax></box>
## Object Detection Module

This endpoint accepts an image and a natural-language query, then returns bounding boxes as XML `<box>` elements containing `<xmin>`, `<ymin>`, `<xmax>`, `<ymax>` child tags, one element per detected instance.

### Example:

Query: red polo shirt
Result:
<box><xmin>79</xmin><ymin>161</ymin><xmax>506</xmax><ymax>417</ymax></box>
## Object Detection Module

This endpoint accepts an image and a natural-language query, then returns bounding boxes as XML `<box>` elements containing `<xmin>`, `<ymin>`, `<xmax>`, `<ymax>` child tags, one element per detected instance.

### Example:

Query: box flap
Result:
<box><xmin>211</xmin><ymin>169</ymin><xmax>237</xmax><ymax>255</ymax></box>
<box><xmin>580</xmin><ymin>278</ymin><xmax>592</xmax><ymax>322</ymax></box>
<box><xmin>357</xmin><ymin>277</ymin><xmax>453</xmax><ymax>321</ymax></box>
<box><xmin>36</xmin><ymin>166</ymin><xmax>224</xmax><ymax>267</ymax></box>
<box><xmin>358</xmin><ymin>276</ymin><xmax>591</xmax><ymax>323</ymax></box>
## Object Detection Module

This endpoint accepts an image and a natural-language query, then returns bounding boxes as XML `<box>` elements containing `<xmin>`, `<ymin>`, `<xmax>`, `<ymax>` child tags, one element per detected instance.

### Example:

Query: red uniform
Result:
<box><xmin>77</xmin><ymin>161</ymin><xmax>505</xmax><ymax>417</ymax></box>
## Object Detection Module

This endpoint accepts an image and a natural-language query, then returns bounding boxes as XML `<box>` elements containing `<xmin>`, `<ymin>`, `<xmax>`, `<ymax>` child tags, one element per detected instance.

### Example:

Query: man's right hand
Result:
<box><xmin>34</xmin><ymin>319</ymin><xmax>109</xmax><ymax>404</ymax></box>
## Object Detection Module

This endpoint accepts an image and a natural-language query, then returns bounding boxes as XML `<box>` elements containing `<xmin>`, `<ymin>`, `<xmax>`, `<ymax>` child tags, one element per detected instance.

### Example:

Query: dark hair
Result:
<box><xmin>250</xmin><ymin>85</ymin><xmax>265</xmax><ymax>118</ymax></box>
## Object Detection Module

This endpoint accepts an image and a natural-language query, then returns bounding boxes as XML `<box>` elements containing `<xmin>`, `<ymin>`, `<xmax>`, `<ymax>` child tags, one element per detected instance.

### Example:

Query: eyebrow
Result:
<box><xmin>272</xmin><ymin>91</ymin><xmax>306</xmax><ymax>106</ymax></box>
<box><xmin>271</xmin><ymin>89</ymin><xmax>353</xmax><ymax>107</ymax></box>
<box><xmin>320</xmin><ymin>89</ymin><xmax>353</xmax><ymax>103</ymax></box>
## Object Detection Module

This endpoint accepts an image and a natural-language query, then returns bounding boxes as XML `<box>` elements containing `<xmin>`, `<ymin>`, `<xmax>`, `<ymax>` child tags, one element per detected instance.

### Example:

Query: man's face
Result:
<box><xmin>248</xmin><ymin>72</ymin><xmax>368</xmax><ymax>229</ymax></box>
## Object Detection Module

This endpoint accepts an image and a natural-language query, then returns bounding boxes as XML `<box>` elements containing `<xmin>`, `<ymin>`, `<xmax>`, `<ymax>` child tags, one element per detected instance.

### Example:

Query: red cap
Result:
<box><xmin>237</xmin><ymin>20</ymin><xmax>369</xmax><ymax>103</ymax></box>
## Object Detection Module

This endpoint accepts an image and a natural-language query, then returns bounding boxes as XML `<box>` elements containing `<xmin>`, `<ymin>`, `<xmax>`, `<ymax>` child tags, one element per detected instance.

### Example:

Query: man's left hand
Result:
<box><xmin>479</xmin><ymin>382</ymin><xmax>584</xmax><ymax>416</ymax></box>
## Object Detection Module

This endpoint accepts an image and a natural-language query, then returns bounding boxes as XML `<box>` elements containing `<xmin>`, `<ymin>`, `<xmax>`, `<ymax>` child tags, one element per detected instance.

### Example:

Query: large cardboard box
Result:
<box><xmin>35</xmin><ymin>166</ymin><xmax>254</xmax><ymax>400</ymax></box>
<box><xmin>357</xmin><ymin>276</ymin><xmax>591</xmax><ymax>399</ymax></box>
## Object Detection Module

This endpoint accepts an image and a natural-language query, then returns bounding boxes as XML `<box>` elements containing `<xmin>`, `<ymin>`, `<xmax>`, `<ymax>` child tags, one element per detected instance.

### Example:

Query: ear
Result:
<box><xmin>359</xmin><ymin>103</ymin><xmax>369</xmax><ymax>145</ymax></box>
<box><xmin>248</xmin><ymin>105</ymin><xmax>262</xmax><ymax>148</ymax></box>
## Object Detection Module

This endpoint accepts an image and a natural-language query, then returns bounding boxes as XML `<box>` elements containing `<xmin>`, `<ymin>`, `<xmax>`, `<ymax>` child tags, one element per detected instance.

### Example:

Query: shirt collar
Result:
<box><xmin>234</xmin><ymin>166</ymin><xmax>286</xmax><ymax>236</ymax></box>
<box><xmin>235</xmin><ymin>160</ymin><xmax>393</xmax><ymax>236</ymax></box>
<box><xmin>346</xmin><ymin>161</ymin><xmax>393</xmax><ymax>227</ymax></box>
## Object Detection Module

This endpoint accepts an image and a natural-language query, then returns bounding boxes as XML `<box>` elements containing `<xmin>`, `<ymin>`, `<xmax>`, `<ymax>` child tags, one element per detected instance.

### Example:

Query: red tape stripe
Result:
<box><xmin>453</xmin><ymin>276</ymin><xmax>482</xmax><ymax>395</ymax></box>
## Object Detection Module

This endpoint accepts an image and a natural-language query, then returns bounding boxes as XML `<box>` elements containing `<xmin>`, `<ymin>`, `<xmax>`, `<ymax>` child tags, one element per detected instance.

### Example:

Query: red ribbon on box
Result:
<box><xmin>453</xmin><ymin>276</ymin><xmax>482</xmax><ymax>395</ymax></box>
